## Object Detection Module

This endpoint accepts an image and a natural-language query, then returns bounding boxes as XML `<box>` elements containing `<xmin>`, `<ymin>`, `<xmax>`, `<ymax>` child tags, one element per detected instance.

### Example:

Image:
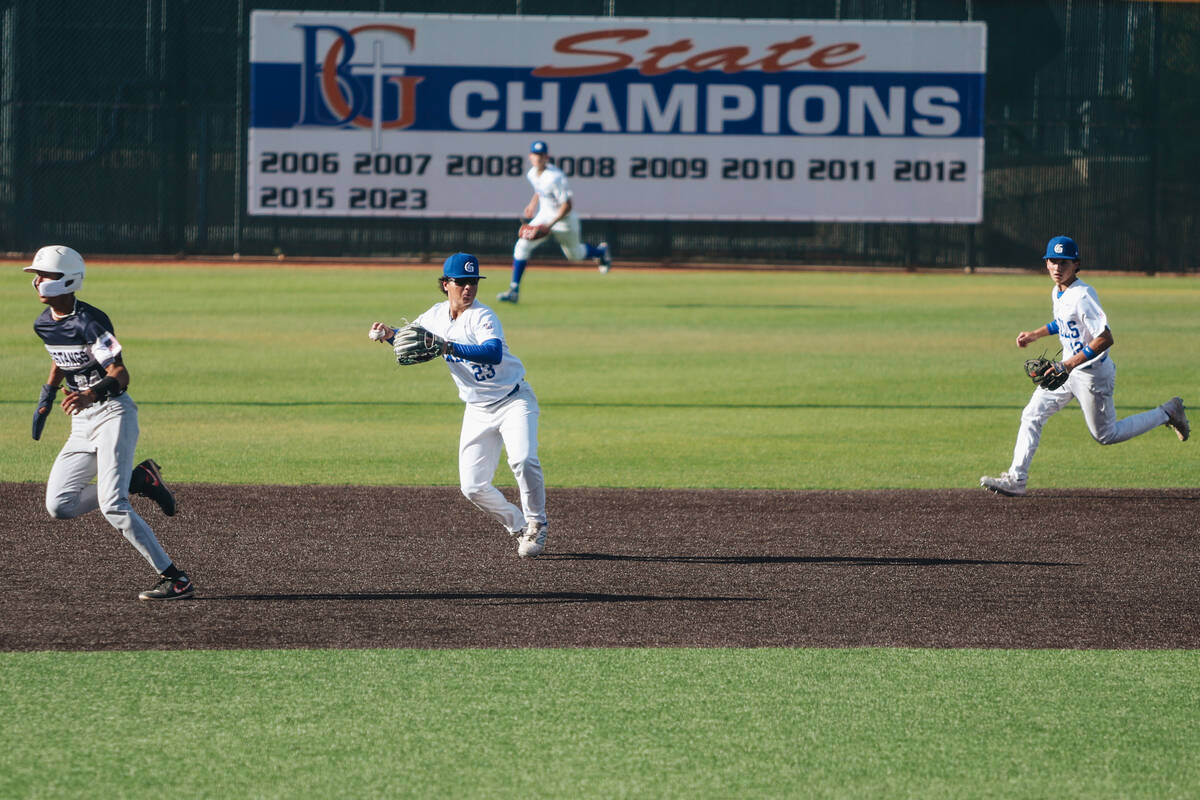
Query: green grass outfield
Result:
<box><xmin>2</xmin><ymin>264</ymin><xmax>1198</xmax><ymax>798</ymax></box>
<box><xmin>2</xmin><ymin>265</ymin><xmax>1197</xmax><ymax>488</ymax></box>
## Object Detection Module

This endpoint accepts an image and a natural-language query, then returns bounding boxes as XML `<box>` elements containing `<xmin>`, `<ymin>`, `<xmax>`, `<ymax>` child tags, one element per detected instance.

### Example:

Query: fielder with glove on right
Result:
<box><xmin>980</xmin><ymin>235</ymin><xmax>1190</xmax><ymax>497</ymax></box>
<box><xmin>369</xmin><ymin>252</ymin><xmax>549</xmax><ymax>557</ymax></box>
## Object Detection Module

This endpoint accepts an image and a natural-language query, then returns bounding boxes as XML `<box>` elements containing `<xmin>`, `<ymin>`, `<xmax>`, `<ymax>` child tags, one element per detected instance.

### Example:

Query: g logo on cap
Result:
<box><xmin>442</xmin><ymin>251</ymin><xmax>487</xmax><ymax>280</ymax></box>
<box><xmin>1043</xmin><ymin>235</ymin><xmax>1079</xmax><ymax>261</ymax></box>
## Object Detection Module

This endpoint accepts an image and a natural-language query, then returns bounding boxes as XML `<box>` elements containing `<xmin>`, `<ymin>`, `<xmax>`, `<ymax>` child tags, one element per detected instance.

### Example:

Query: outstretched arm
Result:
<box><xmin>1016</xmin><ymin>325</ymin><xmax>1053</xmax><ymax>348</ymax></box>
<box><xmin>447</xmin><ymin>338</ymin><xmax>503</xmax><ymax>365</ymax></box>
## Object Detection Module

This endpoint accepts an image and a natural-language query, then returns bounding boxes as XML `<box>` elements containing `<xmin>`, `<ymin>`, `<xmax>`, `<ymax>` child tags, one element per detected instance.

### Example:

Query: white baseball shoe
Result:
<box><xmin>1161</xmin><ymin>397</ymin><xmax>1190</xmax><ymax>441</ymax></box>
<box><xmin>597</xmin><ymin>242</ymin><xmax>612</xmax><ymax>274</ymax></box>
<box><xmin>980</xmin><ymin>471</ymin><xmax>1027</xmax><ymax>497</ymax></box>
<box><xmin>517</xmin><ymin>522</ymin><xmax>547</xmax><ymax>558</ymax></box>
<box><xmin>497</xmin><ymin>289</ymin><xmax>519</xmax><ymax>304</ymax></box>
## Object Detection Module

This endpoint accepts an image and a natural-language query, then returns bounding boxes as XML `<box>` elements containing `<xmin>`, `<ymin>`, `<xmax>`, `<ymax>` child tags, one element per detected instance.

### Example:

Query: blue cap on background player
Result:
<box><xmin>530</xmin><ymin>140</ymin><xmax>548</xmax><ymax>154</ymax></box>
<box><xmin>443</xmin><ymin>252</ymin><xmax>485</xmax><ymax>279</ymax></box>
<box><xmin>1043</xmin><ymin>235</ymin><xmax>1079</xmax><ymax>261</ymax></box>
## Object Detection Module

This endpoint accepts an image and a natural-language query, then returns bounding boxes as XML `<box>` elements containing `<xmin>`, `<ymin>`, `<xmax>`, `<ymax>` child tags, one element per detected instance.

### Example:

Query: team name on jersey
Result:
<box><xmin>45</xmin><ymin>344</ymin><xmax>95</xmax><ymax>368</ymax></box>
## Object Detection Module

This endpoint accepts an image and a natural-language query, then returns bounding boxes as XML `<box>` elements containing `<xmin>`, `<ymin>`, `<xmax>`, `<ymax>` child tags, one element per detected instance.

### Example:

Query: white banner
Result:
<box><xmin>249</xmin><ymin>13</ymin><xmax>986</xmax><ymax>222</ymax></box>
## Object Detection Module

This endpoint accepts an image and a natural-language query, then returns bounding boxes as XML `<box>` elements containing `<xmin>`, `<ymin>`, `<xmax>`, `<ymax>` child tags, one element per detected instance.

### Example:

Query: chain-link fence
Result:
<box><xmin>1</xmin><ymin>0</ymin><xmax>1197</xmax><ymax>270</ymax></box>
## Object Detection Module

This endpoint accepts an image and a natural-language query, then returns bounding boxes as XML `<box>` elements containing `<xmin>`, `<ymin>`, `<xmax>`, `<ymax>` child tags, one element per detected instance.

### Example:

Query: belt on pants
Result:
<box><xmin>483</xmin><ymin>383</ymin><xmax>521</xmax><ymax>407</ymax></box>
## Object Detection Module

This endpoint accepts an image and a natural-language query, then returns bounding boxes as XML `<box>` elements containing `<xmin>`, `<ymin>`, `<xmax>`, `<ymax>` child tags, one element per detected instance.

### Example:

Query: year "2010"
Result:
<box><xmin>720</xmin><ymin>158</ymin><xmax>967</xmax><ymax>181</ymax></box>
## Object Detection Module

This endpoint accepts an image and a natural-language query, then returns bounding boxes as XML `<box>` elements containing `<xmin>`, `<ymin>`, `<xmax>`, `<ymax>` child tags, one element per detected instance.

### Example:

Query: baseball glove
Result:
<box><xmin>393</xmin><ymin>322</ymin><xmax>447</xmax><ymax>365</ymax></box>
<box><xmin>519</xmin><ymin>223</ymin><xmax>550</xmax><ymax>241</ymax></box>
<box><xmin>1025</xmin><ymin>356</ymin><xmax>1069</xmax><ymax>390</ymax></box>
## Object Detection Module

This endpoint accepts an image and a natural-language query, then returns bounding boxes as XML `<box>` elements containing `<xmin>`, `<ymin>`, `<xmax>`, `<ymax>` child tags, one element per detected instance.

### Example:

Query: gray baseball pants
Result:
<box><xmin>44</xmin><ymin>393</ymin><xmax>173</xmax><ymax>572</ymax></box>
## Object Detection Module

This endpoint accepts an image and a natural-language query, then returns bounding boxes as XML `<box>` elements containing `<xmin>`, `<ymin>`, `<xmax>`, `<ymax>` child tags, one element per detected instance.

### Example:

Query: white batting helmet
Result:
<box><xmin>24</xmin><ymin>245</ymin><xmax>86</xmax><ymax>297</ymax></box>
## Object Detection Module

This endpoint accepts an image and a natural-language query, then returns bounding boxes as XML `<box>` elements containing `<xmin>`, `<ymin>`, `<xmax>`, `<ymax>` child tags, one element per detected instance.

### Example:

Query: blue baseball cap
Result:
<box><xmin>1043</xmin><ymin>235</ymin><xmax>1079</xmax><ymax>261</ymax></box>
<box><xmin>530</xmin><ymin>140</ymin><xmax>548</xmax><ymax>154</ymax></box>
<box><xmin>442</xmin><ymin>252</ymin><xmax>484</xmax><ymax>279</ymax></box>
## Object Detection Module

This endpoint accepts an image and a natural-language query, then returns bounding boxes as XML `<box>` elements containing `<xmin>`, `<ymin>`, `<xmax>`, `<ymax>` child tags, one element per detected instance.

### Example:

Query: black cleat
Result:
<box><xmin>138</xmin><ymin>573</ymin><xmax>195</xmax><ymax>601</ymax></box>
<box><xmin>597</xmin><ymin>241</ymin><xmax>612</xmax><ymax>273</ymax></box>
<box><xmin>130</xmin><ymin>459</ymin><xmax>177</xmax><ymax>516</ymax></box>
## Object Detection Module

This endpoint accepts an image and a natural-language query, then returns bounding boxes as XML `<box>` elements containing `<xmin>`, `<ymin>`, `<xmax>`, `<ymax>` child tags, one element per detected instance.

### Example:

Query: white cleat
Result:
<box><xmin>517</xmin><ymin>522</ymin><xmax>547</xmax><ymax>558</ymax></box>
<box><xmin>1162</xmin><ymin>397</ymin><xmax>1190</xmax><ymax>442</ymax></box>
<box><xmin>980</xmin><ymin>472</ymin><xmax>1027</xmax><ymax>497</ymax></box>
<box><xmin>597</xmin><ymin>242</ymin><xmax>612</xmax><ymax>274</ymax></box>
<box><xmin>497</xmin><ymin>289</ymin><xmax>519</xmax><ymax>304</ymax></box>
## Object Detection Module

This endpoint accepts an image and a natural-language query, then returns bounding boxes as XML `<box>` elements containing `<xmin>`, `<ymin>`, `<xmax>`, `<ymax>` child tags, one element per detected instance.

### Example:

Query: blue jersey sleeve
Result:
<box><xmin>450</xmin><ymin>338</ymin><xmax>503</xmax><ymax>365</ymax></box>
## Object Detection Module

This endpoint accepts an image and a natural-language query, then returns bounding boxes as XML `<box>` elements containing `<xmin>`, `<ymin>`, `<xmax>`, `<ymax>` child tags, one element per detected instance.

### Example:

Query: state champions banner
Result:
<box><xmin>249</xmin><ymin>12</ymin><xmax>986</xmax><ymax>222</ymax></box>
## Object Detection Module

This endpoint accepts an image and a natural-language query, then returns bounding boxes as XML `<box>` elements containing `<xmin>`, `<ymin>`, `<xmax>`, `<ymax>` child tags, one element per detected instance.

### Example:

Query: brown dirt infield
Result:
<box><xmin>1</xmin><ymin>483</ymin><xmax>1197</xmax><ymax>652</ymax></box>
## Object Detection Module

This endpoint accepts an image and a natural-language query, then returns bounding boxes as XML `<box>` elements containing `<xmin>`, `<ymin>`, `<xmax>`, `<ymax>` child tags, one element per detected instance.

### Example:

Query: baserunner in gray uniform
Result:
<box><xmin>26</xmin><ymin>245</ymin><xmax>194</xmax><ymax>601</ymax></box>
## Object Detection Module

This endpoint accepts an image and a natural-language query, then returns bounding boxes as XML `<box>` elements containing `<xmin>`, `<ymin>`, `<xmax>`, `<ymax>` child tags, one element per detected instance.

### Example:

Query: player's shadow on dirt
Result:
<box><xmin>205</xmin><ymin>591</ymin><xmax>760</xmax><ymax>605</ymax></box>
<box><xmin>661</xmin><ymin>304</ymin><xmax>842</xmax><ymax>311</ymax></box>
<box><xmin>548</xmin><ymin>553</ymin><xmax>1081</xmax><ymax>567</ymax></box>
<box><xmin>1033</xmin><ymin>493</ymin><xmax>1200</xmax><ymax>503</ymax></box>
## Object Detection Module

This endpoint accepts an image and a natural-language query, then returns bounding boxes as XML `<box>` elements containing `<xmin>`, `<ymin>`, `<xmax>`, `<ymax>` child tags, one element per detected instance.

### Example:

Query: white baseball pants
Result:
<box><xmin>1008</xmin><ymin>357</ymin><xmax>1169</xmax><ymax>480</ymax></box>
<box><xmin>458</xmin><ymin>382</ymin><xmax>546</xmax><ymax>534</ymax></box>
<box><xmin>513</xmin><ymin>213</ymin><xmax>588</xmax><ymax>261</ymax></box>
<box><xmin>44</xmin><ymin>393</ymin><xmax>173</xmax><ymax>572</ymax></box>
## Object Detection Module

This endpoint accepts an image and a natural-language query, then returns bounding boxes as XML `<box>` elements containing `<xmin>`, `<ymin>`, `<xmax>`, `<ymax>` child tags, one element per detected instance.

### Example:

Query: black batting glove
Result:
<box><xmin>32</xmin><ymin>384</ymin><xmax>58</xmax><ymax>441</ymax></box>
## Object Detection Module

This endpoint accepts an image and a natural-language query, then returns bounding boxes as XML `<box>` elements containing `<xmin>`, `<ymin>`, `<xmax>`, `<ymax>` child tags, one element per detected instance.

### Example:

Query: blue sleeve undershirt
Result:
<box><xmin>448</xmin><ymin>338</ymin><xmax>503</xmax><ymax>365</ymax></box>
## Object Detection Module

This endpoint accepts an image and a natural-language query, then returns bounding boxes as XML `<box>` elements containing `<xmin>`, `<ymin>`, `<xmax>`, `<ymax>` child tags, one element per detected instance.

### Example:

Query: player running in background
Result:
<box><xmin>496</xmin><ymin>139</ymin><xmax>611</xmax><ymax>304</ymax></box>
<box><xmin>26</xmin><ymin>245</ymin><xmax>194</xmax><ymax>600</ymax></box>
<box><xmin>371</xmin><ymin>253</ymin><xmax>549</xmax><ymax>557</ymax></box>
<box><xmin>980</xmin><ymin>235</ymin><xmax>1190</xmax><ymax>497</ymax></box>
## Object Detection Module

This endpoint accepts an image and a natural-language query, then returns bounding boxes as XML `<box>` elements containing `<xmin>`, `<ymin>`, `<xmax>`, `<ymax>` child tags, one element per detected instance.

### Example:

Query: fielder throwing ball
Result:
<box><xmin>496</xmin><ymin>139</ymin><xmax>611</xmax><ymax>304</ymax></box>
<box><xmin>980</xmin><ymin>235</ymin><xmax>1190</xmax><ymax>497</ymax></box>
<box><xmin>370</xmin><ymin>253</ymin><xmax>548</xmax><ymax>557</ymax></box>
<box><xmin>26</xmin><ymin>245</ymin><xmax>194</xmax><ymax>600</ymax></box>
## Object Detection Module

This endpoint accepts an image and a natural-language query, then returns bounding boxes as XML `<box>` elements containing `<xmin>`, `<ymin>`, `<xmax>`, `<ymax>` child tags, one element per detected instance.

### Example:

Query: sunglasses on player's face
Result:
<box><xmin>447</xmin><ymin>277</ymin><xmax>479</xmax><ymax>286</ymax></box>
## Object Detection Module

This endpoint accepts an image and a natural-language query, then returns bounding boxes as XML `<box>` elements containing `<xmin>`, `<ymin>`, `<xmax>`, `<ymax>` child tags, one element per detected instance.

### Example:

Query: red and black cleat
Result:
<box><xmin>129</xmin><ymin>459</ymin><xmax>177</xmax><ymax>516</ymax></box>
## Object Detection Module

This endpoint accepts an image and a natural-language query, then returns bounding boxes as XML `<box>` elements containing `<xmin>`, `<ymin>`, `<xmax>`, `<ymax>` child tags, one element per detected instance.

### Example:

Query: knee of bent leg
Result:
<box><xmin>45</xmin><ymin>495</ymin><xmax>73</xmax><ymax>519</ymax></box>
<box><xmin>509</xmin><ymin>454</ymin><xmax>540</xmax><ymax>479</ymax></box>
<box><xmin>1092</xmin><ymin>426</ymin><xmax>1120</xmax><ymax>446</ymax></box>
<box><xmin>1019</xmin><ymin>404</ymin><xmax>1046</xmax><ymax>426</ymax></box>
<box><xmin>461</xmin><ymin>483</ymin><xmax>489</xmax><ymax>505</ymax></box>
